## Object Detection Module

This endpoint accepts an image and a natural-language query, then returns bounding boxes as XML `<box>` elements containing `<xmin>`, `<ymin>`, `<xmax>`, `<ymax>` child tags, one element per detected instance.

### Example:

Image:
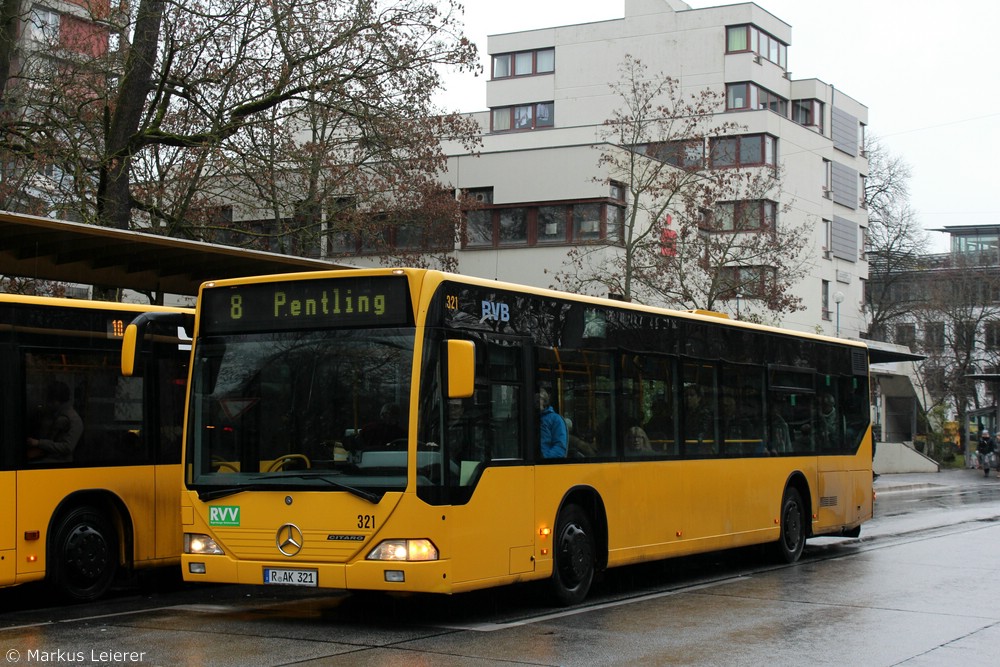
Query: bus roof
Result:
<box><xmin>200</xmin><ymin>267</ymin><xmax>870</xmax><ymax>351</ymax></box>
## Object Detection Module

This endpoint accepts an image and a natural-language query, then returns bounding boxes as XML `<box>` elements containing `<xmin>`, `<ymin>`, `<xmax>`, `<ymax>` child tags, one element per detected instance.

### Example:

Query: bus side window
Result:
<box><xmin>681</xmin><ymin>363</ymin><xmax>716</xmax><ymax>457</ymax></box>
<box><xmin>491</xmin><ymin>384</ymin><xmax>519</xmax><ymax>459</ymax></box>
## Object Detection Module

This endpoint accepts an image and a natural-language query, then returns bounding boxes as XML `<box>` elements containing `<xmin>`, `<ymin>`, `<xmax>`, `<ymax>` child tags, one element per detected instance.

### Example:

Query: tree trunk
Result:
<box><xmin>98</xmin><ymin>0</ymin><xmax>165</xmax><ymax>230</ymax></box>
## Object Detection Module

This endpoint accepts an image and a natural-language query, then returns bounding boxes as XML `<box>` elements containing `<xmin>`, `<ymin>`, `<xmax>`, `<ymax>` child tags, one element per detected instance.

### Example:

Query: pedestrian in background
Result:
<box><xmin>977</xmin><ymin>429</ymin><xmax>996</xmax><ymax>478</ymax></box>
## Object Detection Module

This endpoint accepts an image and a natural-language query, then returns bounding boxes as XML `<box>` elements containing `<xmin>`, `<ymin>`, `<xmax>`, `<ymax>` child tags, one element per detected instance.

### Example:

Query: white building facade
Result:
<box><xmin>434</xmin><ymin>0</ymin><xmax>868</xmax><ymax>337</ymax></box>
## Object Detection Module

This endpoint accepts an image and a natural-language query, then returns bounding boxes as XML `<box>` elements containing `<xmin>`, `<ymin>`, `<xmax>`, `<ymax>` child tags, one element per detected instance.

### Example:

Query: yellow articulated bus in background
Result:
<box><xmin>128</xmin><ymin>268</ymin><xmax>872</xmax><ymax>604</ymax></box>
<box><xmin>1</xmin><ymin>294</ymin><xmax>192</xmax><ymax>601</ymax></box>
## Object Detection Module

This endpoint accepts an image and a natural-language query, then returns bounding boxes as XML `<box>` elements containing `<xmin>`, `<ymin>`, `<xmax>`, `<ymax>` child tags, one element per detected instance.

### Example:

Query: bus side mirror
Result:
<box><xmin>447</xmin><ymin>340</ymin><xmax>475</xmax><ymax>399</ymax></box>
<box><xmin>121</xmin><ymin>321</ymin><xmax>145</xmax><ymax>377</ymax></box>
<box><xmin>121</xmin><ymin>311</ymin><xmax>192</xmax><ymax>377</ymax></box>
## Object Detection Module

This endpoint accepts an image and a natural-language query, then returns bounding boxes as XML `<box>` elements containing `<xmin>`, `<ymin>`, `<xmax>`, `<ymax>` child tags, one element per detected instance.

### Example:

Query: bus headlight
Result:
<box><xmin>185</xmin><ymin>533</ymin><xmax>225</xmax><ymax>555</ymax></box>
<box><xmin>366</xmin><ymin>539</ymin><xmax>438</xmax><ymax>561</ymax></box>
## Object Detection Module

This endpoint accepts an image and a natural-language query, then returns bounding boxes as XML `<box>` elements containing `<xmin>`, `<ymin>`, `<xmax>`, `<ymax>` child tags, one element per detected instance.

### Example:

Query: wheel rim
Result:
<box><xmin>63</xmin><ymin>523</ymin><xmax>111</xmax><ymax>586</ymax></box>
<box><xmin>557</xmin><ymin>522</ymin><xmax>593</xmax><ymax>587</ymax></box>
<box><xmin>782</xmin><ymin>498</ymin><xmax>802</xmax><ymax>552</ymax></box>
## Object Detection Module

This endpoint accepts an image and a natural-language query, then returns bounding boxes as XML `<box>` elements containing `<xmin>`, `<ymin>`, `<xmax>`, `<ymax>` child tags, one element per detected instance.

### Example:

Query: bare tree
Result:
<box><xmin>0</xmin><ymin>275</ymin><xmax>67</xmax><ymax>296</ymax></box>
<box><xmin>0</xmin><ymin>0</ymin><xmax>20</xmax><ymax>100</ymax></box>
<box><xmin>863</xmin><ymin>135</ymin><xmax>928</xmax><ymax>339</ymax></box>
<box><xmin>551</xmin><ymin>56</ymin><xmax>809</xmax><ymax>320</ymax></box>
<box><xmin>913</xmin><ymin>253</ymin><xmax>1000</xmax><ymax>442</ymax></box>
<box><xmin>1</xmin><ymin>0</ymin><xmax>479</xmax><ymax>266</ymax></box>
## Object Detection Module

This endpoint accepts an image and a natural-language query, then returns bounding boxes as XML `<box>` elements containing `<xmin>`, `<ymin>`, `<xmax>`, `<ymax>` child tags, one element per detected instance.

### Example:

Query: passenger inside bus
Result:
<box><xmin>360</xmin><ymin>402</ymin><xmax>406</xmax><ymax>448</ymax></box>
<box><xmin>682</xmin><ymin>383</ymin><xmax>714</xmax><ymax>454</ymax></box>
<box><xmin>766</xmin><ymin>400</ymin><xmax>791</xmax><ymax>455</ymax></box>
<box><xmin>811</xmin><ymin>391</ymin><xmax>844</xmax><ymax>451</ymax></box>
<box><xmin>26</xmin><ymin>381</ymin><xmax>83</xmax><ymax>464</ymax></box>
<box><xmin>537</xmin><ymin>388</ymin><xmax>567</xmax><ymax>458</ymax></box>
<box><xmin>643</xmin><ymin>396</ymin><xmax>674</xmax><ymax>452</ymax></box>
<box><xmin>564</xmin><ymin>417</ymin><xmax>598</xmax><ymax>458</ymax></box>
<box><xmin>624</xmin><ymin>425</ymin><xmax>652</xmax><ymax>454</ymax></box>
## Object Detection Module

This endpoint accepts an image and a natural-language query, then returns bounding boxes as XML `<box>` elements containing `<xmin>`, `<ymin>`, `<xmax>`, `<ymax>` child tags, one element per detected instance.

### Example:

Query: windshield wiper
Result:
<box><xmin>271</xmin><ymin>474</ymin><xmax>382</xmax><ymax>503</ymax></box>
<box><xmin>197</xmin><ymin>475</ymin><xmax>383</xmax><ymax>504</ymax></box>
<box><xmin>197</xmin><ymin>483</ymin><xmax>273</xmax><ymax>501</ymax></box>
<box><xmin>205</xmin><ymin>473</ymin><xmax>382</xmax><ymax>504</ymax></box>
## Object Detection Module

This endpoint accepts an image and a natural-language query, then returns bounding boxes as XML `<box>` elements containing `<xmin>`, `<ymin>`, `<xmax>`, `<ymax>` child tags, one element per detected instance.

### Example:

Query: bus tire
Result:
<box><xmin>771</xmin><ymin>487</ymin><xmax>806</xmax><ymax>564</ymax></box>
<box><xmin>550</xmin><ymin>504</ymin><xmax>595</xmax><ymax>606</ymax></box>
<box><xmin>50</xmin><ymin>506</ymin><xmax>118</xmax><ymax>602</ymax></box>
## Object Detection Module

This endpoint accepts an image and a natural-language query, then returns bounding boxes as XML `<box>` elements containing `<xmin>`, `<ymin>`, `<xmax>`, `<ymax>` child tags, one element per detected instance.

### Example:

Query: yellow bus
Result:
<box><xmin>1</xmin><ymin>294</ymin><xmax>192</xmax><ymax>601</ymax></box>
<box><xmin>158</xmin><ymin>268</ymin><xmax>871</xmax><ymax>604</ymax></box>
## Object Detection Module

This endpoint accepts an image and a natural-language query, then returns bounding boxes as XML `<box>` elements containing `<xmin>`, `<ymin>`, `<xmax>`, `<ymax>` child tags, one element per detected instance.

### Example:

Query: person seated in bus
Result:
<box><xmin>643</xmin><ymin>396</ymin><xmax>674</xmax><ymax>451</ymax></box>
<box><xmin>719</xmin><ymin>387</ymin><xmax>752</xmax><ymax>455</ymax></box>
<box><xmin>360</xmin><ymin>402</ymin><xmax>406</xmax><ymax>449</ymax></box>
<box><xmin>26</xmin><ymin>381</ymin><xmax>83</xmax><ymax>464</ymax></box>
<box><xmin>682</xmin><ymin>383</ymin><xmax>714</xmax><ymax>453</ymax></box>
<box><xmin>537</xmin><ymin>388</ymin><xmax>567</xmax><ymax>458</ymax></box>
<box><xmin>813</xmin><ymin>392</ymin><xmax>843</xmax><ymax>451</ymax></box>
<box><xmin>766</xmin><ymin>401</ymin><xmax>791</xmax><ymax>455</ymax></box>
<box><xmin>564</xmin><ymin>416</ymin><xmax>598</xmax><ymax>458</ymax></box>
<box><xmin>624</xmin><ymin>424</ymin><xmax>652</xmax><ymax>454</ymax></box>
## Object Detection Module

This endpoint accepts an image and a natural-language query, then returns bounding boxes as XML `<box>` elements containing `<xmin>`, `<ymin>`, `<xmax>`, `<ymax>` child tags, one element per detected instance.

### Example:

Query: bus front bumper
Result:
<box><xmin>181</xmin><ymin>554</ymin><xmax>453</xmax><ymax>594</ymax></box>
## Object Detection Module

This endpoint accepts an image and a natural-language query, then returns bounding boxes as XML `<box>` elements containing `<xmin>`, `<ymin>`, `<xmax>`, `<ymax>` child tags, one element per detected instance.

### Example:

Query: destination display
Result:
<box><xmin>200</xmin><ymin>276</ymin><xmax>412</xmax><ymax>333</ymax></box>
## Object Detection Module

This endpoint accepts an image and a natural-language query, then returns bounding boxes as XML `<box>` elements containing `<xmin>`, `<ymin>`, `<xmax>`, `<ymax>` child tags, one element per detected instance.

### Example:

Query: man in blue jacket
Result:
<box><xmin>537</xmin><ymin>387</ymin><xmax>567</xmax><ymax>459</ymax></box>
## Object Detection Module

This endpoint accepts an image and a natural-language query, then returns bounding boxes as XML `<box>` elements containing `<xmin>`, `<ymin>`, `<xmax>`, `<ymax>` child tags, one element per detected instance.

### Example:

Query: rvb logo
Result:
<box><xmin>480</xmin><ymin>300</ymin><xmax>510</xmax><ymax>323</ymax></box>
<box><xmin>209</xmin><ymin>505</ymin><xmax>240</xmax><ymax>526</ymax></box>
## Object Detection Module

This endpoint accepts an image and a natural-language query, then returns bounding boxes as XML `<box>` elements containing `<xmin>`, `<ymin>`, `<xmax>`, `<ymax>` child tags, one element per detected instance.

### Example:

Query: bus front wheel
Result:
<box><xmin>772</xmin><ymin>487</ymin><xmax>806</xmax><ymax>564</ymax></box>
<box><xmin>550</xmin><ymin>504</ymin><xmax>595</xmax><ymax>606</ymax></box>
<box><xmin>50</xmin><ymin>506</ymin><xmax>118</xmax><ymax>602</ymax></box>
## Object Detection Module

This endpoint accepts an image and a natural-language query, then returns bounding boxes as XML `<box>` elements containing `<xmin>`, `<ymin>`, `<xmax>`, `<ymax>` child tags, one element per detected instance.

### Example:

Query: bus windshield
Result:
<box><xmin>186</xmin><ymin>328</ymin><xmax>414</xmax><ymax>499</ymax></box>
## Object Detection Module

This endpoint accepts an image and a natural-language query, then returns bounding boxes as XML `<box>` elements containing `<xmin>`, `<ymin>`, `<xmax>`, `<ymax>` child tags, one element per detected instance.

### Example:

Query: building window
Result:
<box><xmin>925</xmin><ymin>322</ymin><xmax>946</xmax><ymax>352</ymax></box>
<box><xmin>725</xmin><ymin>83</ymin><xmax>787</xmax><ymax>116</ymax></box>
<box><xmin>462</xmin><ymin>200</ymin><xmax>621</xmax><ymax>248</ymax></box>
<box><xmin>573</xmin><ymin>203</ymin><xmax>603</xmax><ymax>241</ymax></box>
<box><xmin>822</xmin><ymin>280</ymin><xmax>831</xmax><ymax>320</ymax></box>
<box><xmin>709</xmin><ymin>134</ymin><xmax>776</xmax><ymax>168</ymax></box>
<box><xmin>792</xmin><ymin>99</ymin><xmax>824</xmax><ymax>131</ymax></box>
<box><xmin>986</xmin><ymin>322</ymin><xmax>1000</xmax><ymax>350</ymax></box>
<box><xmin>538</xmin><ymin>205</ymin><xmax>568</xmax><ymax>244</ymax></box>
<box><xmin>28</xmin><ymin>5</ymin><xmax>60</xmax><ymax>43</ymax></box>
<box><xmin>646</xmin><ymin>140</ymin><xmax>705</xmax><ymax>170</ymax></box>
<box><xmin>894</xmin><ymin>323</ymin><xmax>916</xmax><ymax>349</ymax></box>
<box><xmin>725</xmin><ymin>24</ymin><xmax>787</xmax><ymax>69</ymax></box>
<box><xmin>492</xmin><ymin>102</ymin><xmax>554</xmax><ymax>132</ymax></box>
<box><xmin>720</xmin><ymin>265</ymin><xmax>776</xmax><ymax>299</ymax></box>
<box><xmin>609</xmin><ymin>181</ymin><xmax>625</xmax><ymax>202</ymax></box>
<box><xmin>492</xmin><ymin>48</ymin><xmax>555</xmax><ymax>79</ymax></box>
<box><xmin>712</xmin><ymin>200</ymin><xmax>776</xmax><ymax>232</ymax></box>
<box><xmin>956</xmin><ymin>320</ymin><xmax>976</xmax><ymax>350</ymax></box>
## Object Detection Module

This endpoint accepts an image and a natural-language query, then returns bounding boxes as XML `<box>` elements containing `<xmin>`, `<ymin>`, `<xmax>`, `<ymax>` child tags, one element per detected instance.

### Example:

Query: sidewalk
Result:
<box><xmin>874</xmin><ymin>467</ymin><xmax>999</xmax><ymax>493</ymax></box>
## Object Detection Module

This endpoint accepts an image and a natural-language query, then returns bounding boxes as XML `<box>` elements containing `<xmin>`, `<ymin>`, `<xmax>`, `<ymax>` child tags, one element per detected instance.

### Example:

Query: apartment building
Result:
<box><xmin>433</xmin><ymin>0</ymin><xmax>869</xmax><ymax>337</ymax></box>
<box><xmin>870</xmin><ymin>225</ymin><xmax>1000</xmax><ymax>436</ymax></box>
<box><xmin>7</xmin><ymin>1</ymin><xmax>111</xmax><ymax>216</ymax></box>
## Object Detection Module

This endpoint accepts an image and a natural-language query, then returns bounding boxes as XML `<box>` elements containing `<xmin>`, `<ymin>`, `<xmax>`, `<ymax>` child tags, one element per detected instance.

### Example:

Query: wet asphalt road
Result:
<box><xmin>1</xmin><ymin>468</ymin><xmax>999</xmax><ymax>666</ymax></box>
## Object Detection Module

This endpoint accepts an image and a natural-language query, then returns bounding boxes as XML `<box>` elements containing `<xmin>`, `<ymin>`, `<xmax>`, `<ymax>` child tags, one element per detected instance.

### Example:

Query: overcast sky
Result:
<box><xmin>435</xmin><ymin>0</ymin><xmax>1000</xmax><ymax>253</ymax></box>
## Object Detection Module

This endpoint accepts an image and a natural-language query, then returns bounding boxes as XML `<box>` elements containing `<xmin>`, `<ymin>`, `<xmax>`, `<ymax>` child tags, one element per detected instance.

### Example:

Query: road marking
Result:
<box><xmin>439</xmin><ymin>576</ymin><xmax>751</xmax><ymax>632</ymax></box>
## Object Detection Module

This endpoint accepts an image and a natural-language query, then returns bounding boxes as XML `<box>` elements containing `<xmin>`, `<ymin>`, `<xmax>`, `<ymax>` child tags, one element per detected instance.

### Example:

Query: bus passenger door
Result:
<box><xmin>445</xmin><ymin>335</ymin><xmax>536</xmax><ymax>585</ymax></box>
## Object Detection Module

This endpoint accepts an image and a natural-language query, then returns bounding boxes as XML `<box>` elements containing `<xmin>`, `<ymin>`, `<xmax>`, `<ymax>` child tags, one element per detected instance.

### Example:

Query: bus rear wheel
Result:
<box><xmin>50</xmin><ymin>506</ymin><xmax>118</xmax><ymax>602</ymax></box>
<box><xmin>771</xmin><ymin>487</ymin><xmax>806</xmax><ymax>564</ymax></box>
<box><xmin>550</xmin><ymin>504</ymin><xmax>595</xmax><ymax>606</ymax></box>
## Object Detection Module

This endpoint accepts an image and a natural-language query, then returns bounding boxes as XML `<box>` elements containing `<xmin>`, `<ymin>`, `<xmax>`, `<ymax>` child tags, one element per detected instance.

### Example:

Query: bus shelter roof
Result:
<box><xmin>0</xmin><ymin>210</ymin><xmax>355</xmax><ymax>296</ymax></box>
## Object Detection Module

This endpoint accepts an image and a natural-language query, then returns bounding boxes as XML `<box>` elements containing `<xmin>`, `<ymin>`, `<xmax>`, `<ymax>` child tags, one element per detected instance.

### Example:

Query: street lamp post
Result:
<box><xmin>735</xmin><ymin>292</ymin><xmax>742</xmax><ymax>320</ymax></box>
<box><xmin>834</xmin><ymin>291</ymin><xmax>845</xmax><ymax>337</ymax></box>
